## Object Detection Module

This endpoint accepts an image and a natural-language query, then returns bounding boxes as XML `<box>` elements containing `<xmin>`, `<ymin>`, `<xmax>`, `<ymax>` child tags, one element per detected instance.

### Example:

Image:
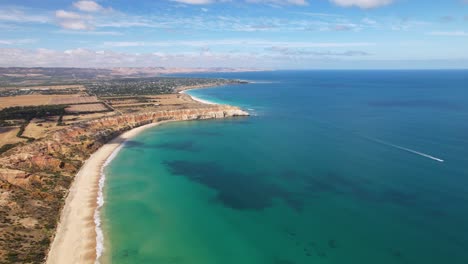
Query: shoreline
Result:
<box><xmin>46</xmin><ymin>121</ymin><xmax>168</xmax><ymax>264</ymax></box>
<box><xmin>180</xmin><ymin>89</ymin><xmax>218</xmax><ymax>105</ymax></box>
<box><xmin>46</xmin><ymin>91</ymin><xmax>249</xmax><ymax>264</ymax></box>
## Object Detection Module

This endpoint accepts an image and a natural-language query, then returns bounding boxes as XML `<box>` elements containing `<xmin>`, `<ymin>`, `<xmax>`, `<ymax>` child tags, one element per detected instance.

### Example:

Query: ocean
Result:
<box><xmin>101</xmin><ymin>70</ymin><xmax>468</xmax><ymax>263</ymax></box>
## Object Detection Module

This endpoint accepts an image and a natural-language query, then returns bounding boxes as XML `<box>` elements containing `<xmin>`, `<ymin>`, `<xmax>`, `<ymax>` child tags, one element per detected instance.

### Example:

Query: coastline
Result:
<box><xmin>180</xmin><ymin>89</ymin><xmax>218</xmax><ymax>105</ymax></box>
<box><xmin>46</xmin><ymin>90</ymin><xmax>249</xmax><ymax>264</ymax></box>
<box><xmin>46</xmin><ymin>122</ymin><xmax>166</xmax><ymax>264</ymax></box>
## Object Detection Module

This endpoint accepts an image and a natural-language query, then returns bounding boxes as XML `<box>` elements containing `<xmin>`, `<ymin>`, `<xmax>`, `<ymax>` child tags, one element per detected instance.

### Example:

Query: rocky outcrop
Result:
<box><xmin>0</xmin><ymin>105</ymin><xmax>248</xmax><ymax>263</ymax></box>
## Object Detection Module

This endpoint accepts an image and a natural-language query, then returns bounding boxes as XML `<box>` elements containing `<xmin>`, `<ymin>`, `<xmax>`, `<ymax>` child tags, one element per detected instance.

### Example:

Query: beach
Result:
<box><xmin>45</xmin><ymin>99</ymin><xmax>249</xmax><ymax>263</ymax></box>
<box><xmin>180</xmin><ymin>89</ymin><xmax>218</xmax><ymax>105</ymax></box>
<box><xmin>46</xmin><ymin>122</ymin><xmax>163</xmax><ymax>264</ymax></box>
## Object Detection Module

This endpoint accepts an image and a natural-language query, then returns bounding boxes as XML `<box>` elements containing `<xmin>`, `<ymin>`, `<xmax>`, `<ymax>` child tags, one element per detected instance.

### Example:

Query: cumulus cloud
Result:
<box><xmin>54</xmin><ymin>1</ymin><xmax>111</xmax><ymax>30</ymax></box>
<box><xmin>329</xmin><ymin>0</ymin><xmax>393</xmax><ymax>9</ymax></box>
<box><xmin>58</xmin><ymin>20</ymin><xmax>92</xmax><ymax>30</ymax></box>
<box><xmin>55</xmin><ymin>10</ymin><xmax>93</xmax><ymax>30</ymax></box>
<box><xmin>55</xmin><ymin>10</ymin><xmax>82</xmax><ymax>20</ymax></box>
<box><xmin>73</xmin><ymin>0</ymin><xmax>104</xmax><ymax>12</ymax></box>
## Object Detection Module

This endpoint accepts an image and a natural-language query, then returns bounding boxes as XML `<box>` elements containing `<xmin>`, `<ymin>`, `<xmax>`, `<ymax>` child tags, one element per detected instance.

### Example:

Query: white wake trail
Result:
<box><xmin>368</xmin><ymin>138</ymin><xmax>444</xmax><ymax>163</ymax></box>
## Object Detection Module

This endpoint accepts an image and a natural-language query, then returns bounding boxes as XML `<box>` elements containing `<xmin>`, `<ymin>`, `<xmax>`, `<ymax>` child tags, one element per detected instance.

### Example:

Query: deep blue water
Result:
<box><xmin>103</xmin><ymin>70</ymin><xmax>468</xmax><ymax>263</ymax></box>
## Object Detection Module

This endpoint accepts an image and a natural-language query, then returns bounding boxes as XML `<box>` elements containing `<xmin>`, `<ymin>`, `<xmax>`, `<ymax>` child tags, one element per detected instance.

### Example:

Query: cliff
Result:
<box><xmin>0</xmin><ymin>105</ymin><xmax>248</xmax><ymax>263</ymax></box>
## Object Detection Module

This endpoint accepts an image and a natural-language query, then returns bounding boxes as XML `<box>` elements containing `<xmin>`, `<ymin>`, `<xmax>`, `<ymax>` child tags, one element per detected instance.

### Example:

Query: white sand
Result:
<box><xmin>46</xmin><ymin>122</ymin><xmax>162</xmax><ymax>264</ymax></box>
<box><xmin>180</xmin><ymin>89</ymin><xmax>218</xmax><ymax>105</ymax></box>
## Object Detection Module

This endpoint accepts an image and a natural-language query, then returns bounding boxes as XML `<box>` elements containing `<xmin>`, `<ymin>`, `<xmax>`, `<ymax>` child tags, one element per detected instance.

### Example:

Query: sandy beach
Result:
<box><xmin>45</xmin><ymin>90</ymin><xmax>249</xmax><ymax>264</ymax></box>
<box><xmin>180</xmin><ymin>89</ymin><xmax>218</xmax><ymax>105</ymax></box>
<box><xmin>46</xmin><ymin>122</ymin><xmax>163</xmax><ymax>264</ymax></box>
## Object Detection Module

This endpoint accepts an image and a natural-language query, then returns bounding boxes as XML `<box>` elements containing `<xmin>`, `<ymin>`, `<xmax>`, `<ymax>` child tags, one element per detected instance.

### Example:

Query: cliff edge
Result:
<box><xmin>0</xmin><ymin>105</ymin><xmax>248</xmax><ymax>263</ymax></box>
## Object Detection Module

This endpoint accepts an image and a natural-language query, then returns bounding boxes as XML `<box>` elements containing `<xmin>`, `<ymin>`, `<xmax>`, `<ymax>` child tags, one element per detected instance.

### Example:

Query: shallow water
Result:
<box><xmin>102</xmin><ymin>70</ymin><xmax>468</xmax><ymax>263</ymax></box>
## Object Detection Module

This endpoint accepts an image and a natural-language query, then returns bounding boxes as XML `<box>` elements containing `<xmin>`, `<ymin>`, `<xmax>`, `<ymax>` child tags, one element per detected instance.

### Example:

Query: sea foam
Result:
<box><xmin>94</xmin><ymin>143</ymin><xmax>126</xmax><ymax>264</ymax></box>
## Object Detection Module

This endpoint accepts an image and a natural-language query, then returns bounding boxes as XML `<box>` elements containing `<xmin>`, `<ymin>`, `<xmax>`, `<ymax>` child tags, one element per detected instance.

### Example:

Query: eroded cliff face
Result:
<box><xmin>0</xmin><ymin>105</ymin><xmax>248</xmax><ymax>263</ymax></box>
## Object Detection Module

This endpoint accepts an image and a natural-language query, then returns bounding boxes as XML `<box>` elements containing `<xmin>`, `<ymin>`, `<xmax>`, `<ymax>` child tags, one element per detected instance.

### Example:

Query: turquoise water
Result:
<box><xmin>102</xmin><ymin>71</ymin><xmax>468</xmax><ymax>264</ymax></box>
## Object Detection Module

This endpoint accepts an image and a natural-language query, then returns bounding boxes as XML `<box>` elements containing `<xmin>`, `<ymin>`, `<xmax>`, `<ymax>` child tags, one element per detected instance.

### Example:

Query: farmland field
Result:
<box><xmin>65</xmin><ymin>103</ymin><xmax>109</xmax><ymax>113</ymax></box>
<box><xmin>62</xmin><ymin>112</ymin><xmax>116</xmax><ymax>124</ymax></box>
<box><xmin>0</xmin><ymin>126</ymin><xmax>26</xmax><ymax>147</ymax></box>
<box><xmin>50</xmin><ymin>96</ymin><xmax>99</xmax><ymax>105</ymax></box>
<box><xmin>0</xmin><ymin>94</ymin><xmax>92</xmax><ymax>109</ymax></box>
<box><xmin>22</xmin><ymin>117</ymin><xmax>60</xmax><ymax>139</ymax></box>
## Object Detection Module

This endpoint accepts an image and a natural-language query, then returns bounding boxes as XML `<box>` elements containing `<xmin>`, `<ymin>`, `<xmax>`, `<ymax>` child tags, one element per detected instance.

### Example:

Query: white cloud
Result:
<box><xmin>58</xmin><ymin>20</ymin><xmax>92</xmax><ymax>30</ymax></box>
<box><xmin>0</xmin><ymin>47</ymin><xmax>373</xmax><ymax>68</ymax></box>
<box><xmin>0</xmin><ymin>48</ymin><xmax>260</xmax><ymax>68</ymax></box>
<box><xmin>428</xmin><ymin>31</ymin><xmax>468</xmax><ymax>36</ymax></box>
<box><xmin>245</xmin><ymin>0</ymin><xmax>308</xmax><ymax>5</ymax></box>
<box><xmin>55</xmin><ymin>10</ymin><xmax>93</xmax><ymax>30</ymax></box>
<box><xmin>55</xmin><ymin>10</ymin><xmax>82</xmax><ymax>20</ymax></box>
<box><xmin>170</xmin><ymin>0</ymin><xmax>395</xmax><ymax>7</ymax></box>
<box><xmin>54</xmin><ymin>1</ymin><xmax>112</xmax><ymax>30</ymax></box>
<box><xmin>103</xmin><ymin>39</ymin><xmax>375</xmax><ymax>48</ymax></box>
<box><xmin>171</xmin><ymin>0</ymin><xmax>308</xmax><ymax>5</ymax></box>
<box><xmin>171</xmin><ymin>0</ymin><xmax>214</xmax><ymax>4</ymax></box>
<box><xmin>55</xmin><ymin>30</ymin><xmax>123</xmax><ymax>35</ymax></box>
<box><xmin>0</xmin><ymin>39</ymin><xmax>37</xmax><ymax>45</ymax></box>
<box><xmin>329</xmin><ymin>0</ymin><xmax>393</xmax><ymax>9</ymax></box>
<box><xmin>0</xmin><ymin>8</ymin><xmax>50</xmax><ymax>23</ymax></box>
<box><xmin>73</xmin><ymin>0</ymin><xmax>104</xmax><ymax>12</ymax></box>
<box><xmin>267</xmin><ymin>46</ymin><xmax>370</xmax><ymax>56</ymax></box>
<box><xmin>1</xmin><ymin>47</ymin><xmax>467</xmax><ymax>69</ymax></box>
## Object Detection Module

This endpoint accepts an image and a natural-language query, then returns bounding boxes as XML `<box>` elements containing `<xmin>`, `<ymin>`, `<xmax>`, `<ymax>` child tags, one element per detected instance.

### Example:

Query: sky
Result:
<box><xmin>0</xmin><ymin>0</ymin><xmax>467</xmax><ymax>69</ymax></box>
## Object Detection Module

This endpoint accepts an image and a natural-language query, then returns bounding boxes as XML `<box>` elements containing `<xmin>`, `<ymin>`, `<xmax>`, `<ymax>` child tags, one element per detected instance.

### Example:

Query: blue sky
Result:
<box><xmin>0</xmin><ymin>0</ymin><xmax>467</xmax><ymax>69</ymax></box>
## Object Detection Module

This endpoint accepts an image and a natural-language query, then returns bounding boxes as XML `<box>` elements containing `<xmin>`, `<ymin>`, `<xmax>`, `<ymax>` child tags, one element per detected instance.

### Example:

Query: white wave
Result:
<box><xmin>369</xmin><ymin>138</ymin><xmax>444</xmax><ymax>162</ymax></box>
<box><xmin>94</xmin><ymin>143</ymin><xmax>125</xmax><ymax>264</ymax></box>
<box><xmin>189</xmin><ymin>95</ymin><xmax>218</xmax><ymax>105</ymax></box>
<box><xmin>180</xmin><ymin>90</ymin><xmax>218</xmax><ymax>105</ymax></box>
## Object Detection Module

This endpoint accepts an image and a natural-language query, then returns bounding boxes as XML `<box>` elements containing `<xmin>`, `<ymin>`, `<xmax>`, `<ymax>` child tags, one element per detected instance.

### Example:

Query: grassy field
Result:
<box><xmin>65</xmin><ymin>103</ymin><xmax>109</xmax><ymax>113</ymax></box>
<box><xmin>0</xmin><ymin>94</ymin><xmax>90</xmax><ymax>110</ymax></box>
<box><xmin>0</xmin><ymin>127</ymin><xmax>27</xmax><ymax>146</ymax></box>
<box><xmin>22</xmin><ymin>117</ymin><xmax>61</xmax><ymax>139</ymax></box>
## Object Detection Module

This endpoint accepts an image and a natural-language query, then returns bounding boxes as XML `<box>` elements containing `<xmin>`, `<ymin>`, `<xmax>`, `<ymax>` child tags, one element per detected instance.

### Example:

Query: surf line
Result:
<box><xmin>367</xmin><ymin>137</ymin><xmax>444</xmax><ymax>163</ymax></box>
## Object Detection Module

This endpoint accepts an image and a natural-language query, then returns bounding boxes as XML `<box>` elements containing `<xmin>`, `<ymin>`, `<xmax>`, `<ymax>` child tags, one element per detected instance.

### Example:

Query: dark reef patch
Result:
<box><xmin>328</xmin><ymin>239</ymin><xmax>337</xmax><ymax>249</ymax></box>
<box><xmin>304</xmin><ymin>172</ymin><xmax>419</xmax><ymax>208</ymax></box>
<box><xmin>124</xmin><ymin>140</ymin><xmax>146</xmax><ymax>148</ymax></box>
<box><xmin>380</xmin><ymin>189</ymin><xmax>417</xmax><ymax>207</ymax></box>
<box><xmin>125</xmin><ymin>139</ymin><xmax>198</xmax><ymax>152</ymax></box>
<box><xmin>164</xmin><ymin>160</ymin><xmax>301</xmax><ymax>211</ymax></box>
<box><xmin>190</xmin><ymin>130</ymin><xmax>222</xmax><ymax>136</ymax></box>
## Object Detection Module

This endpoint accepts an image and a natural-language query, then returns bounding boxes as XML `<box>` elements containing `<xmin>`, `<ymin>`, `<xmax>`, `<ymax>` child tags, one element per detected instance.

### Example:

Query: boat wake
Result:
<box><xmin>368</xmin><ymin>137</ymin><xmax>444</xmax><ymax>162</ymax></box>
